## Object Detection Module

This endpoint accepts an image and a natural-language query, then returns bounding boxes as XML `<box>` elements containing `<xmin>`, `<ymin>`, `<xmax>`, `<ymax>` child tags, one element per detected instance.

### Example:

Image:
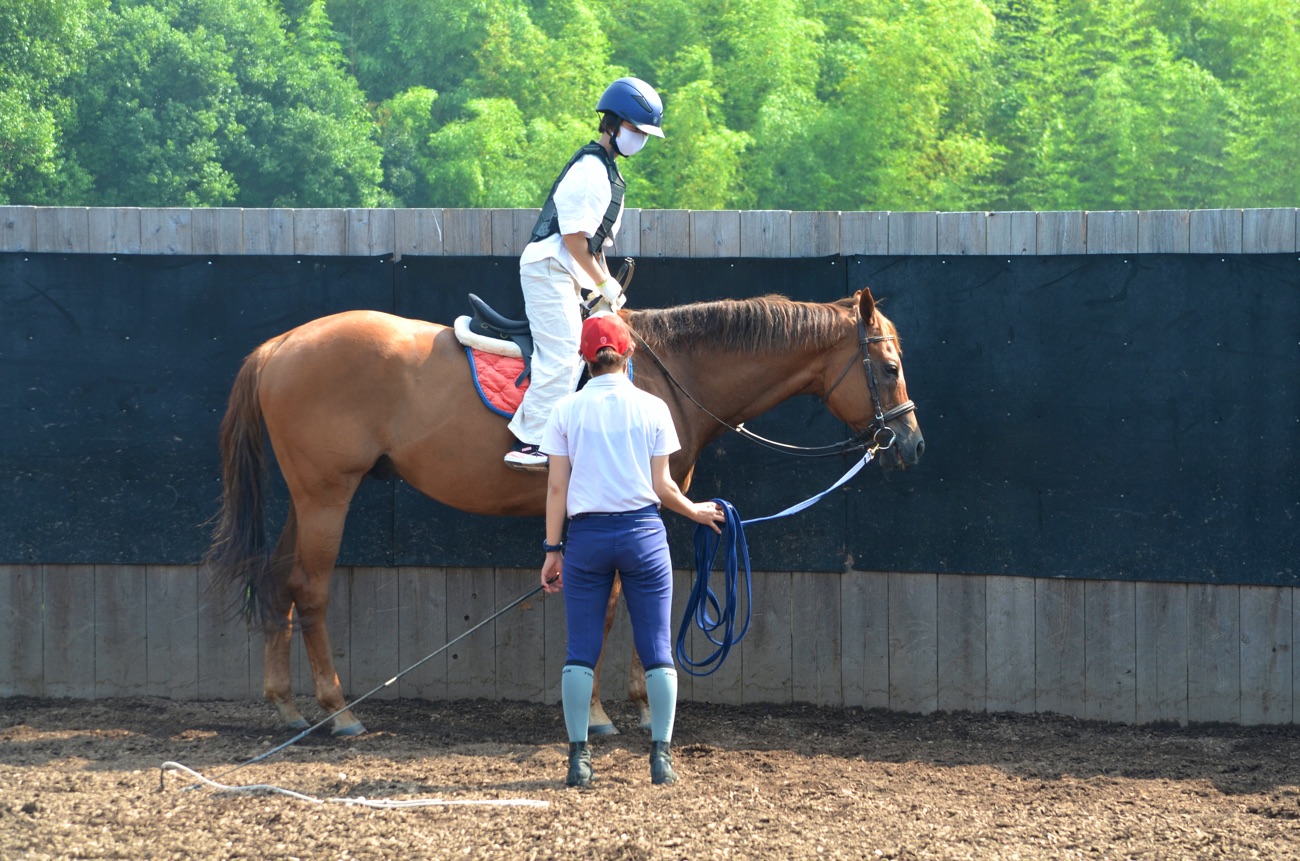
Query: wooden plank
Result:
<box><xmin>1138</xmin><ymin>210</ymin><xmax>1191</xmax><ymax>253</ymax></box>
<box><xmin>792</xmin><ymin>572</ymin><xmax>841</xmax><ymax>706</ymax></box>
<box><xmin>1239</xmin><ymin>585</ymin><xmax>1292</xmax><ymax>725</ymax></box>
<box><xmin>442</xmin><ymin>209</ymin><xmax>494</xmax><ymax>256</ymax></box>
<box><xmin>197</xmin><ymin>580</ymin><xmax>253</xmax><ymax>700</ymax></box>
<box><xmin>936</xmin><ymin>212</ymin><xmax>987</xmax><ymax>255</ymax></box>
<box><xmin>1086</xmin><ymin>211</ymin><xmax>1138</xmax><ymax>254</ymax></box>
<box><xmin>690</xmin><ymin>210</ymin><xmax>741</xmax><ymax>258</ymax></box>
<box><xmin>347</xmin><ymin>566</ymin><xmax>402</xmax><ymax>701</ymax></box>
<box><xmin>1036</xmin><ymin>211</ymin><xmax>1086</xmax><ymax>255</ymax></box>
<box><xmin>1190</xmin><ymin>209</ymin><xmax>1243</xmax><ymax>254</ymax></box>
<box><xmin>985</xmin><ymin>212</ymin><xmax>1011</xmax><ymax>255</ymax></box>
<box><xmin>887</xmin><ymin>212</ymin><xmax>937</xmax><ymax>255</ymax></box>
<box><xmin>841</xmin><ymin>569</ymin><xmax>889</xmax><ymax>709</ymax></box>
<box><xmin>397</xmin><ymin>567</ymin><xmax>449</xmax><ymax>701</ymax></box>
<box><xmin>93</xmin><ymin>565</ymin><xmax>148</xmax><ymax>698</ymax></box>
<box><xmin>140</xmin><ymin>208</ymin><xmax>193</xmax><ymax>254</ymax></box>
<box><xmin>887</xmin><ymin>571</ymin><xmax>937</xmax><ymax>714</ymax></box>
<box><xmin>740</xmin><ymin>210</ymin><xmax>791</xmax><ymax>258</ymax></box>
<box><xmin>0</xmin><ymin>565</ymin><xmax>43</xmax><ymax>696</ymax></box>
<box><xmin>494</xmin><ymin>568</ymin><xmax>547</xmax><ymax>701</ymax></box>
<box><xmin>345</xmin><ymin>208</ymin><xmax>395</xmax><ymax>257</ymax></box>
<box><xmin>87</xmin><ymin>208</ymin><xmax>141</xmax><ymax>254</ymax></box>
<box><xmin>241</xmin><ymin>208</ymin><xmax>294</xmax><ymax>255</ymax></box>
<box><xmin>742</xmin><ymin>571</ymin><xmax>792</xmax><ymax>704</ymax></box>
<box><xmin>542</xmin><ymin>573</ymin><xmax>566</xmax><ymax>706</ymax></box>
<box><xmin>445</xmin><ymin>567</ymin><xmax>497</xmax><ymax>699</ymax></box>
<box><xmin>638</xmin><ymin>209</ymin><xmax>690</xmax><ymax>257</ymax></box>
<box><xmin>0</xmin><ymin>205</ymin><xmax>36</xmax><ymax>251</ymax></box>
<box><xmin>489</xmin><ymin>208</ymin><xmax>538</xmax><ymax>259</ymax></box>
<box><xmin>936</xmin><ymin>574</ymin><xmax>986</xmax><ymax>712</ymax></box>
<box><xmin>790</xmin><ymin>211</ymin><xmax>839</xmax><ymax>257</ymax></box>
<box><xmin>985</xmin><ymin>575</ymin><xmax>1035</xmax><ymax>714</ymax></box>
<box><xmin>1034</xmin><ymin>578</ymin><xmax>1086</xmax><ymax>717</ymax></box>
<box><xmin>1135</xmin><ymin>581</ymin><xmax>1189</xmax><ymax>726</ymax></box>
<box><xmin>612</xmin><ymin>207</ymin><xmax>640</xmax><ymax>257</ymax></box>
<box><xmin>1083</xmin><ymin>579</ymin><xmax>1136</xmax><ymax>723</ymax></box>
<box><xmin>691</xmin><ymin>565</ymin><xmax>746</xmax><ymax>707</ymax></box>
<box><xmin>191</xmin><ymin>208</ymin><xmax>244</xmax><ymax>255</ymax></box>
<box><xmin>394</xmin><ymin>208</ymin><xmax>444</xmax><ymax>258</ymax></box>
<box><xmin>293</xmin><ymin>208</ymin><xmax>346</xmax><ymax>256</ymax></box>
<box><xmin>1186</xmin><ymin>582</ymin><xmax>1239</xmax><ymax>723</ymax></box>
<box><xmin>1009</xmin><ymin>211</ymin><xmax>1037</xmax><ymax>255</ymax></box>
<box><xmin>840</xmin><ymin>212</ymin><xmax>889</xmax><ymax>256</ymax></box>
<box><xmin>324</xmin><ymin>567</ymin><xmax>353</xmax><ymax>697</ymax></box>
<box><xmin>145</xmin><ymin>565</ymin><xmax>198</xmax><ymax>701</ymax></box>
<box><xmin>1242</xmin><ymin>208</ymin><xmax>1297</xmax><ymax>253</ymax></box>
<box><xmin>35</xmin><ymin>207</ymin><xmax>90</xmax><ymax>253</ymax></box>
<box><xmin>671</xmin><ymin>567</ymin><xmax>693</xmax><ymax>703</ymax></box>
<box><xmin>43</xmin><ymin>565</ymin><xmax>96</xmax><ymax>698</ymax></box>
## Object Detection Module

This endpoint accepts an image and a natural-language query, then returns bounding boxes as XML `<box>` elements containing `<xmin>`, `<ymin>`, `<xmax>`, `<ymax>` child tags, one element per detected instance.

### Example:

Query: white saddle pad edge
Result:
<box><xmin>453</xmin><ymin>316</ymin><xmax>524</xmax><ymax>358</ymax></box>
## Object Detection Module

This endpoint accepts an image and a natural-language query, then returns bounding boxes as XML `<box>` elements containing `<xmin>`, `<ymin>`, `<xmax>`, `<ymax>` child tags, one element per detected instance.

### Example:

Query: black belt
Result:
<box><xmin>571</xmin><ymin>504</ymin><xmax>659</xmax><ymax>522</ymax></box>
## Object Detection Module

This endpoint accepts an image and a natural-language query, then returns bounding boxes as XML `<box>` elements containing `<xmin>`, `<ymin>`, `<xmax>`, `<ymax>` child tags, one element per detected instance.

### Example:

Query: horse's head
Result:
<box><xmin>821</xmin><ymin>289</ymin><xmax>925</xmax><ymax>470</ymax></box>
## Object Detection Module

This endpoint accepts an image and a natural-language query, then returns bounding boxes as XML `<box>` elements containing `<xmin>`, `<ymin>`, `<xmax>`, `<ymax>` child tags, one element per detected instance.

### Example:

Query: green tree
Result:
<box><xmin>0</xmin><ymin>0</ymin><xmax>105</xmax><ymax>204</ymax></box>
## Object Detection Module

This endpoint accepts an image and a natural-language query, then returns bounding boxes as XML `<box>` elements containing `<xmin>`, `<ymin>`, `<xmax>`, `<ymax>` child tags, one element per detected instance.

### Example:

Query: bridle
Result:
<box><xmin>629</xmin><ymin>304</ymin><xmax>915</xmax><ymax>458</ymax></box>
<box><xmin>821</xmin><ymin>305</ymin><xmax>916</xmax><ymax>452</ymax></box>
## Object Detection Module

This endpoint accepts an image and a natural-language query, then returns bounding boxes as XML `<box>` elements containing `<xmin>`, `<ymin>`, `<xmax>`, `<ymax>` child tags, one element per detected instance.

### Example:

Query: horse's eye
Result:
<box><xmin>884</xmin><ymin>362</ymin><xmax>899</xmax><ymax>377</ymax></box>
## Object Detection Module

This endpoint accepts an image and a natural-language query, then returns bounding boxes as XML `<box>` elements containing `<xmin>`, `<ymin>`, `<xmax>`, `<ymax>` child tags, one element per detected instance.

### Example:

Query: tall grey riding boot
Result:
<box><xmin>649</xmin><ymin>740</ymin><xmax>678</xmax><ymax>785</ymax></box>
<box><xmin>566</xmin><ymin>741</ymin><xmax>593</xmax><ymax>787</ymax></box>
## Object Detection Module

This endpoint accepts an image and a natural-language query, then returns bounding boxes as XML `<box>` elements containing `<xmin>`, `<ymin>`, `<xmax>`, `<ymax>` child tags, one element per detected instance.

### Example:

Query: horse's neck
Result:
<box><xmin>657</xmin><ymin>345</ymin><xmax>822</xmax><ymax>461</ymax></box>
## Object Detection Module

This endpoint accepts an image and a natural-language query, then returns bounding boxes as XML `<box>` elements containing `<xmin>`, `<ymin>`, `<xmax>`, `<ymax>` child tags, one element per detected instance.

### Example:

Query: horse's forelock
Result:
<box><xmin>627</xmin><ymin>295</ymin><xmax>851</xmax><ymax>354</ymax></box>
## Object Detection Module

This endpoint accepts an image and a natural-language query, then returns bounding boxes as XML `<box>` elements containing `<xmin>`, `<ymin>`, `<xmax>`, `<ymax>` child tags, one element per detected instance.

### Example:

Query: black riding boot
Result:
<box><xmin>566</xmin><ymin>741</ymin><xmax>593</xmax><ymax>787</ymax></box>
<box><xmin>649</xmin><ymin>740</ymin><xmax>678</xmax><ymax>785</ymax></box>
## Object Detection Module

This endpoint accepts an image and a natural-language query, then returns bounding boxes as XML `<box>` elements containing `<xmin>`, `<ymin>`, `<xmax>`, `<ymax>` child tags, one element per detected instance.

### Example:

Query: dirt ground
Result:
<box><xmin>2</xmin><ymin>696</ymin><xmax>1300</xmax><ymax>860</ymax></box>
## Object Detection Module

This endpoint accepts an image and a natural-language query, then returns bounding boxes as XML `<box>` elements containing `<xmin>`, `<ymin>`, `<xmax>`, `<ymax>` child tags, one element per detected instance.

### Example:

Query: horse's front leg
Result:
<box><xmin>588</xmin><ymin>573</ymin><xmax>622</xmax><ymax>736</ymax></box>
<box><xmin>628</xmin><ymin>647</ymin><xmax>651</xmax><ymax>730</ymax></box>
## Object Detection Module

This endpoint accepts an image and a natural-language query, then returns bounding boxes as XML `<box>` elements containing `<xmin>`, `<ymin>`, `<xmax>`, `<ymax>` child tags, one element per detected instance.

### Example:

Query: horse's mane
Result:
<box><xmin>626</xmin><ymin>294</ymin><xmax>857</xmax><ymax>355</ymax></box>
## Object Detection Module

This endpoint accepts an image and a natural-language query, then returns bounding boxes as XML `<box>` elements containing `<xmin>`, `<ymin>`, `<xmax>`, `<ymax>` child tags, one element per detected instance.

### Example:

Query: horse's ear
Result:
<box><xmin>857</xmin><ymin>287</ymin><xmax>877</xmax><ymax>322</ymax></box>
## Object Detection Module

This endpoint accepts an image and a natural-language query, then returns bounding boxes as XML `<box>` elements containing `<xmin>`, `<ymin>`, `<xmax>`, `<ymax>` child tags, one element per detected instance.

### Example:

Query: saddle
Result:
<box><xmin>451</xmin><ymin>258</ymin><xmax>636</xmax><ymax>387</ymax></box>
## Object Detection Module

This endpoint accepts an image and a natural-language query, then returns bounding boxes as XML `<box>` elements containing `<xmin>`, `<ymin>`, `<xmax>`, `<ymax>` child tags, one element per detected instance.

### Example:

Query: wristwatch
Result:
<box><xmin>542</xmin><ymin>539</ymin><xmax>565</xmax><ymax>554</ymax></box>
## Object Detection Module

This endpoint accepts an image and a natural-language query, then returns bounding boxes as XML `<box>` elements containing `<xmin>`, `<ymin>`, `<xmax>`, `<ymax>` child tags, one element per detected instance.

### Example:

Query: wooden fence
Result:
<box><xmin>2</xmin><ymin>206</ymin><xmax>1297</xmax><ymax>725</ymax></box>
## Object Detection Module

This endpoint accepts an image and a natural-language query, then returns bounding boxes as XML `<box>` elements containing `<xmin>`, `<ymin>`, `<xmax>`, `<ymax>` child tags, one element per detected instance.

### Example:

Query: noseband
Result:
<box><xmin>821</xmin><ymin>306</ymin><xmax>916</xmax><ymax>451</ymax></box>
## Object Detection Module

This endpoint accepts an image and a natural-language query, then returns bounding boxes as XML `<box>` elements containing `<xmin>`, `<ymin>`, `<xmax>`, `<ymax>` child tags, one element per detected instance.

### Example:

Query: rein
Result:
<box><xmin>629</xmin><ymin>304</ymin><xmax>914</xmax><ymax>458</ymax></box>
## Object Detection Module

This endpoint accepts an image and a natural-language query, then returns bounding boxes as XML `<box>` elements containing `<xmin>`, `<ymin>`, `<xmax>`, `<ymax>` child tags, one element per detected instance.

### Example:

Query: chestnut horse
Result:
<box><xmin>205</xmin><ymin>289</ymin><xmax>923</xmax><ymax>736</ymax></box>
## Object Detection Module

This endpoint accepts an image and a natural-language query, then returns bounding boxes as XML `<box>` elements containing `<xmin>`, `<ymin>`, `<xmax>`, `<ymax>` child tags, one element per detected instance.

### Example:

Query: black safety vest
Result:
<box><xmin>528</xmin><ymin>142</ymin><xmax>624</xmax><ymax>256</ymax></box>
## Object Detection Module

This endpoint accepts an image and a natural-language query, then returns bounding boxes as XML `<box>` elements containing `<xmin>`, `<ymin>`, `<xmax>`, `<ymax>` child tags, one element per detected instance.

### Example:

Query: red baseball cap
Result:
<box><xmin>580</xmin><ymin>313</ymin><xmax>633</xmax><ymax>361</ymax></box>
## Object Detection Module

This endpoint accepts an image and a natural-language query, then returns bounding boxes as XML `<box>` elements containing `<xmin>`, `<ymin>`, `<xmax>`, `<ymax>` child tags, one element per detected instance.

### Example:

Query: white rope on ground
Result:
<box><xmin>161</xmin><ymin>762</ymin><xmax>549</xmax><ymax>809</ymax></box>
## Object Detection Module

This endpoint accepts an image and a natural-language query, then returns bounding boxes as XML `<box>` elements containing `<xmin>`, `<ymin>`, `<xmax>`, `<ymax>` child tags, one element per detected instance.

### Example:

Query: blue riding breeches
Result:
<box><xmin>562</xmin><ymin>505</ymin><xmax>674</xmax><ymax>670</ymax></box>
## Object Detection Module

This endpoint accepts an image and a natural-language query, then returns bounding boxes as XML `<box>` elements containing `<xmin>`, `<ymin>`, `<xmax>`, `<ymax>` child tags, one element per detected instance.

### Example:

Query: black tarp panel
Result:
<box><xmin>3</xmin><ymin>251</ymin><xmax>1297</xmax><ymax>584</ymax></box>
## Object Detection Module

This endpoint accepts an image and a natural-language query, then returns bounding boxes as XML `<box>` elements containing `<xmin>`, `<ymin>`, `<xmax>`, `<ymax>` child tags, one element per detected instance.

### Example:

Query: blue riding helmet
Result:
<box><xmin>597</xmin><ymin>77</ymin><xmax>665</xmax><ymax>138</ymax></box>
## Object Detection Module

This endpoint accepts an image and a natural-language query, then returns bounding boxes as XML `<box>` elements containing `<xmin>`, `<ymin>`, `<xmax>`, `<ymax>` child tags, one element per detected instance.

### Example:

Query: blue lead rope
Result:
<box><xmin>673</xmin><ymin>451</ymin><xmax>877</xmax><ymax>676</ymax></box>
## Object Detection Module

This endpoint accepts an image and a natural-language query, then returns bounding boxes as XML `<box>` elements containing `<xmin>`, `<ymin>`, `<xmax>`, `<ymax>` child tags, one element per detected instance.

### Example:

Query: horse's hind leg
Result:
<box><xmin>588</xmin><ymin>574</ymin><xmax>623</xmax><ymax>736</ymax></box>
<box><xmin>287</xmin><ymin>478</ymin><xmax>367</xmax><ymax>737</ymax></box>
<box><xmin>263</xmin><ymin>512</ymin><xmax>308</xmax><ymax>730</ymax></box>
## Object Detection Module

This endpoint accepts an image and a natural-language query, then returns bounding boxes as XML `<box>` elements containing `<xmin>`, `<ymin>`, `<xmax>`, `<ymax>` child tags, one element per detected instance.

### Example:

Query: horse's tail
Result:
<box><xmin>203</xmin><ymin>338</ymin><xmax>284</xmax><ymax>625</ymax></box>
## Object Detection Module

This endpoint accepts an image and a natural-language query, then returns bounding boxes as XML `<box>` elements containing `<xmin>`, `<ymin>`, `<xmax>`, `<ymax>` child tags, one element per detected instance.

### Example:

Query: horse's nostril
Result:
<box><xmin>915</xmin><ymin>439</ymin><xmax>926</xmax><ymax>459</ymax></box>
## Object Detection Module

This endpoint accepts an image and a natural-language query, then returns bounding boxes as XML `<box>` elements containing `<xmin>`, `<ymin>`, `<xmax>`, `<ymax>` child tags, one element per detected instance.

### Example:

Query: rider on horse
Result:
<box><xmin>504</xmin><ymin>77</ymin><xmax>665</xmax><ymax>471</ymax></box>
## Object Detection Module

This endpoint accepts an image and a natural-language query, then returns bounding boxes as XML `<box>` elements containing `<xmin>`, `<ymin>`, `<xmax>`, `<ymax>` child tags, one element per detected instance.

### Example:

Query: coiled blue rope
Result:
<box><xmin>673</xmin><ymin>500</ymin><xmax>752</xmax><ymax>676</ymax></box>
<box><xmin>674</xmin><ymin>451</ymin><xmax>877</xmax><ymax>676</ymax></box>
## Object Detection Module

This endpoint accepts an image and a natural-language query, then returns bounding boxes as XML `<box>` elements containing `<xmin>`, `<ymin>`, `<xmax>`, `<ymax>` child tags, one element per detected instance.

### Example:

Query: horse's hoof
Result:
<box><xmin>331</xmin><ymin>721</ymin><xmax>367</xmax><ymax>738</ymax></box>
<box><xmin>588</xmin><ymin>722</ymin><xmax>619</xmax><ymax>737</ymax></box>
<box><xmin>282</xmin><ymin>718</ymin><xmax>310</xmax><ymax>732</ymax></box>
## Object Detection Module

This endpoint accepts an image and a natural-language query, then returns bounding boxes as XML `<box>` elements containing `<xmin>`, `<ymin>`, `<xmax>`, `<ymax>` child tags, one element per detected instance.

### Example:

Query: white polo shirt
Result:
<box><xmin>519</xmin><ymin>153</ymin><xmax>622</xmax><ymax>292</ymax></box>
<box><xmin>540</xmin><ymin>373</ymin><xmax>680</xmax><ymax>517</ymax></box>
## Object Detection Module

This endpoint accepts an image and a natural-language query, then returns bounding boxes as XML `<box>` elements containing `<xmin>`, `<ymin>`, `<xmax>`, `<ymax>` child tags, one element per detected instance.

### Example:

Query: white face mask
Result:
<box><xmin>615</xmin><ymin>126</ymin><xmax>648</xmax><ymax>157</ymax></box>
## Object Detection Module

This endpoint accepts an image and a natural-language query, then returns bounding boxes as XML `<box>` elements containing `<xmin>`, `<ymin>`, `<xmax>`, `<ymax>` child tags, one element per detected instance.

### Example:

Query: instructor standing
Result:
<box><xmin>540</xmin><ymin>313</ymin><xmax>724</xmax><ymax>787</ymax></box>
